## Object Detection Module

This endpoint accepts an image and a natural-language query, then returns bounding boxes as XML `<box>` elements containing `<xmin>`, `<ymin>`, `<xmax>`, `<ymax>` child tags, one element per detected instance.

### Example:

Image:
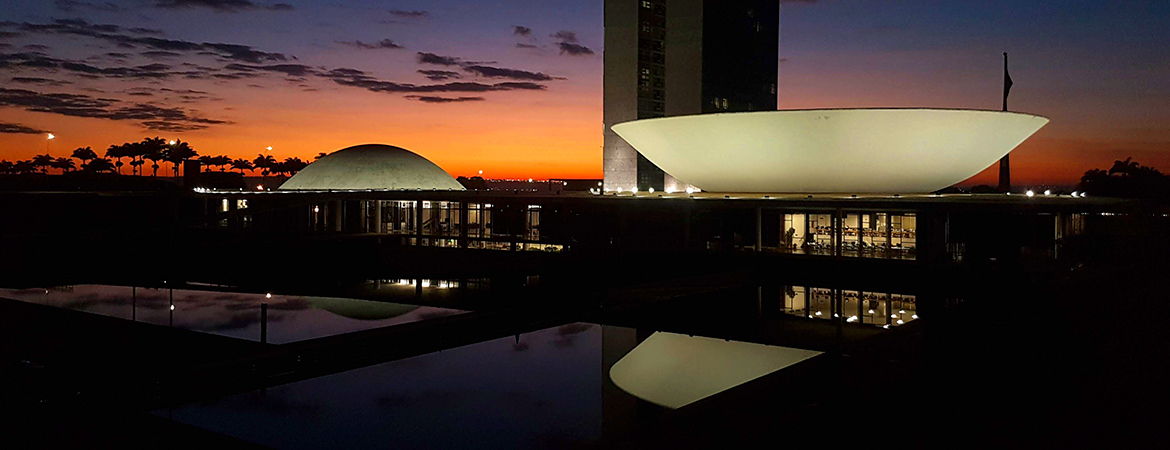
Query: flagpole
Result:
<box><xmin>998</xmin><ymin>52</ymin><xmax>1011</xmax><ymax>193</ymax></box>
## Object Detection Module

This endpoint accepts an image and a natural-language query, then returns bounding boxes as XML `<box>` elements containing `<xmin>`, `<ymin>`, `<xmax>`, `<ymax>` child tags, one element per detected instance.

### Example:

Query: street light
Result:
<box><xmin>47</xmin><ymin>133</ymin><xmax>55</xmax><ymax>140</ymax></box>
<box><xmin>266</xmin><ymin>146</ymin><xmax>273</xmax><ymax>152</ymax></box>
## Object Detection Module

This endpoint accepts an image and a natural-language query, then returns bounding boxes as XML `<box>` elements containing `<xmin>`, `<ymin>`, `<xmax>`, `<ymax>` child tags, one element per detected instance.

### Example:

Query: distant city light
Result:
<box><xmin>256</xmin><ymin>185</ymin><xmax>264</xmax><ymax>190</ymax></box>
<box><xmin>265</xmin><ymin>293</ymin><xmax>272</xmax><ymax>299</ymax></box>
<box><xmin>1044</xmin><ymin>189</ymin><xmax>1052</xmax><ymax>196</ymax></box>
<box><xmin>1071</xmin><ymin>191</ymin><xmax>1079</xmax><ymax>198</ymax></box>
<box><xmin>1025</xmin><ymin>190</ymin><xmax>1035</xmax><ymax>197</ymax></box>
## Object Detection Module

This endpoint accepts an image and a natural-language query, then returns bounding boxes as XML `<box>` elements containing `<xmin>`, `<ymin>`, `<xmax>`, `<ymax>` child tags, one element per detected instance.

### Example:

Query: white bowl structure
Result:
<box><xmin>610</xmin><ymin>109</ymin><xmax>1049</xmax><ymax>193</ymax></box>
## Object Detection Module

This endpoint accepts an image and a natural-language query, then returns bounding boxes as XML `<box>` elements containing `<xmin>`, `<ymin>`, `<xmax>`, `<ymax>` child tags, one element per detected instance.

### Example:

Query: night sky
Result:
<box><xmin>1</xmin><ymin>0</ymin><xmax>1167</xmax><ymax>185</ymax></box>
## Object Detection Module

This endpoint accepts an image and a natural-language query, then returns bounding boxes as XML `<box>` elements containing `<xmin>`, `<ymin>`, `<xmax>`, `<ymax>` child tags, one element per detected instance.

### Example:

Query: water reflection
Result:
<box><xmin>163</xmin><ymin>324</ymin><xmax>606</xmax><ymax>449</ymax></box>
<box><xmin>609</xmin><ymin>332</ymin><xmax>821</xmax><ymax>409</ymax></box>
<box><xmin>0</xmin><ymin>285</ymin><xmax>462</xmax><ymax>344</ymax></box>
<box><xmin>781</xmin><ymin>286</ymin><xmax>919</xmax><ymax>328</ymax></box>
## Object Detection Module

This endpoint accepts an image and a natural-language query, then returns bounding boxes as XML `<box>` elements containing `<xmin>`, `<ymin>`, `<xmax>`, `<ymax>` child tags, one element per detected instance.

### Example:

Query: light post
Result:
<box><xmin>46</xmin><ymin>133</ymin><xmax>54</xmax><ymax>153</ymax></box>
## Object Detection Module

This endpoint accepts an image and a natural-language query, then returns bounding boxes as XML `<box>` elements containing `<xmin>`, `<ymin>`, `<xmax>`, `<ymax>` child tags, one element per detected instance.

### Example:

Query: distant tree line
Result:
<box><xmin>1078</xmin><ymin>157</ymin><xmax>1170</xmax><ymax>199</ymax></box>
<box><xmin>0</xmin><ymin>137</ymin><xmax>311</xmax><ymax>177</ymax></box>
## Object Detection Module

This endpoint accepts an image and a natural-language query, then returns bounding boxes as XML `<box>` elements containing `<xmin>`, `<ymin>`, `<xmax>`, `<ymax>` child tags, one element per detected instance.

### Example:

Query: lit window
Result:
<box><xmin>641</xmin><ymin>0</ymin><xmax>651</xmax><ymax>8</ymax></box>
<box><xmin>722</xmin><ymin>98</ymin><xmax>729</xmax><ymax>109</ymax></box>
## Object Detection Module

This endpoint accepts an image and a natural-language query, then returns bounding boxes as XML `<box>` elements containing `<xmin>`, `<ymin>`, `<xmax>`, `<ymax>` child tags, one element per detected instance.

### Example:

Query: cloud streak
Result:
<box><xmin>0</xmin><ymin>88</ymin><xmax>230</xmax><ymax>131</ymax></box>
<box><xmin>337</xmin><ymin>39</ymin><xmax>404</xmax><ymax>50</ymax></box>
<box><xmin>0</xmin><ymin>122</ymin><xmax>48</xmax><ymax>134</ymax></box>
<box><xmin>152</xmin><ymin>0</ymin><xmax>294</xmax><ymax>12</ymax></box>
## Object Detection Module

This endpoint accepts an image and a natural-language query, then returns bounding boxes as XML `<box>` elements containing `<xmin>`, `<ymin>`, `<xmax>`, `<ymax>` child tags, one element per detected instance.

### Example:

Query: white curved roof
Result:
<box><xmin>609</xmin><ymin>332</ymin><xmax>821</xmax><ymax>409</ymax></box>
<box><xmin>611</xmin><ymin>109</ymin><xmax>1049</xmax><ymax>193</ymax></box>
<box><xmin>279</xmin><ymin>144</ymin><xmax>465</xmax><ymax>191</ymax></box>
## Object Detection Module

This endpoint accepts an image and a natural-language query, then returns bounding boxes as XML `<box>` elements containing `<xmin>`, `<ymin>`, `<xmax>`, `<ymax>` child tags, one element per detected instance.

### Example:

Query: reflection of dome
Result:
<box><xmin>278</xmin><ymin>144</ymin><xmax>465</xmax><ymax>191</ymax></box>
<box><xmin>307</xmin><ymin>297</ymin><xmax>419</xmax><ymax>320</ymax></box>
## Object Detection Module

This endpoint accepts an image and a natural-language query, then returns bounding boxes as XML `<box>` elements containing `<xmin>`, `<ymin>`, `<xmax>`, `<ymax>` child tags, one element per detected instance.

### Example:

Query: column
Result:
<box><xmin>373</xmin><ymin>200</ymin><xmax>383</xmax><ymax>234</ymax></box>
<box><xmin>332</xmin><ymin>200</ymin><xmax>342</xmax><ymax>232</ymax></box>
<box><xmin>755</xmin><ymin>207</ymin><xmax>763</xmax><ymax>252</ymax></box>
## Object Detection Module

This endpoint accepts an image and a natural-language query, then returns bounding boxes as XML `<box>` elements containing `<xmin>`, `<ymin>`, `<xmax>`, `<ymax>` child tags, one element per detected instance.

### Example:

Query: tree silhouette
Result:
<box><xmin>165</xmin><ymin>139</ymin><xmax>198</xmax><ymax>176</ymax></box>
<box><xmin>105</xmin><ymin>144</ymin><xmax>128</xmax><ymax>174</ymax></box>
<box><xmin>0</xmin><ymin>160</ymin><xmax>14</xmax><ymax>174</ymax></box>
<box><xmin>253</xmin><ymin>154</ymin><xmax>276</xmax><ymax>177</ymax></box>
<box><xmin>210</xmin><ymin>155</ymin><xmax>232</xmax><ymax>171</ymax></box>
<box><xmin>315</xmin><ymin>152</ymin><xmax>328</xmax><ymax>161</ymax></box>
<box><xmin>140</xmin><ymin>137</ymin><xmax>167</xmax><ymax>177</ymax></box>
<box><xmin>1079</xmin><ymin>158</ymin><xmax>1170</xmax><ymax>199</ymax></box>
<box><xmin>71</xmin><ymin>147</ymin><xmax>97</xmax><ymax>168</ymax></box>
<box><xmin>51</xmin><ymin>157</ymin><xmax>75</xmax><ymax>173</ymax></box>
<box><xmin>1109</xmin><ymin>157</ymin><xmax>1140</xmax><ymax>176</ymax></box>
<box><xmin>31</xmin><ymin>154</ymin><xmax>54</xmax><ymax>173</ymax></box>
<box><xmin>13</xmin><ymin>160</ymin><xmax>37</xmax><ymax>174</ymax></box>
<box><xmin>82</xmin><ymin>158</ymin><xmax>116</xmax><ymax>173</ymax></box>
<box><xmin>231</xmin><ymin>158</ymin><xmax>254</xmax><ymax>174</ymax></box>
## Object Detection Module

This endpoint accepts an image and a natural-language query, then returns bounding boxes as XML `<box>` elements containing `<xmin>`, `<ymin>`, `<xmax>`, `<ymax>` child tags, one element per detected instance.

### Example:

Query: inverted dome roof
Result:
<box><xmin>279</xmin><ymin>144</ymin><xmax>465</xmax><ymax>191</ymax></box>
<box><xmin>612</xmin><ymin>109</ymin><xmax>1049</xmax><ymax>193</ymax></box>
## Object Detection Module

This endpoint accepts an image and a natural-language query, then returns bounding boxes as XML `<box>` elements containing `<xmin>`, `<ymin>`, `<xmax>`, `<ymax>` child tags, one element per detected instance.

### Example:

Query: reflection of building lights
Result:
<box><xmin>911</xmin><ymin>314</ymin><xmax>919</xmax><ymax>319</ymax></box>
<box><xmin>631</xmin><ymin>188</ymin><xmax>639</xmax><ymax>194</ymax></box>
<box><xmin>882</xmin><ymin>325</ymin><xmax>890</xmax><ymax>329</ymax></box>
<box><xmin>170</xmin><ymin>305</ymin><xmax>175</xmax><ymax>311</ymax></box>
<box><xmin>897</xmin><ymin>319</ymin><xmax>904</xmax><ymax>324</ymax></box>
<box><xmin>313</xmin><ymin>206</ymin><xmax>320</xmax><ymax>213</ymax></box>
<box><xmin>814</xmin><ymin>311</ymin><xmax>822</xmax><ymax>316</ymax></box>
<box><xmin>665</xmin><ymin>188</ymin><xmax>675</xmax><ymax>193</ymax></box>
<box><xmin>868</xmin><ymin>309</ymin><xmax>875</xmax><ymax>314</ymax></box>
<box><xmin>899</xmin><ymin>310</ymin><xmax>905</xmax><ymax>314</ymax></box>
<box><xmin>421</xmin><ymin>280</ymin><xmax>431</xmax><ymax>288</ymax></box>
<box><xmin>846</xmin><ymin>316</ymin><xmax>858</xmax><ymax>323</ymax></box>
<box><xmin>833</xmin><ymin>313</ymin><xmax>839</xmax><ymax>318</ymax></box>
<box><xmin>617</xmin><ymin>188</ymin><xmax>623</xmax><ymax>193</ymax></box>
<box><xmin>892</xmin><ymin>314</ymin><xmax>898</xmax><ymax>318</ymax></box>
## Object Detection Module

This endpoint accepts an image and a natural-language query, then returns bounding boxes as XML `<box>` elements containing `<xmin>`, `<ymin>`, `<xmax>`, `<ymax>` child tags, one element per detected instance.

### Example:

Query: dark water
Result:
<box><xmin>161</xmin><ymin>323</ymin><xmax>610</xmax><ymax>449</ymax></box>
<box><xmin>0</xmin><ymin>284</ymin><xmax>463</xmax><ymax>344</ymax></box>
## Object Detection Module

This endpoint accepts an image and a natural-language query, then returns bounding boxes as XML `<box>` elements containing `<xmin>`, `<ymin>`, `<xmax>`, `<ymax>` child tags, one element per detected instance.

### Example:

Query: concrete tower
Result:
<box><xmin>603</xmin><ymin>0</ymin><xmax>780</xmax><ymax>193</ymax></box>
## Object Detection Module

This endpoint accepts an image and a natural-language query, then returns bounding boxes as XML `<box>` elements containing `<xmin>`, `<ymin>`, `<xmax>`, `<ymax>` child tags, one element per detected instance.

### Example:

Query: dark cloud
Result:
<box><xmin>515</xmin><ymin>43</ymin><xmax>539</xmax><ymax>49</ymax></box>
<box><xmin>512</xmin><ymin>25</ymin><xmax>532</xmax><ymax>37</ymax></box>
<box><xmin>417</xmin><ymin>69</ymin><xmax>460</xmax><ymax>81</ymax></box>
<box><xmin>61</xmin><ymin>61</ymin><xmax>175</xmax><ymax>79</ymax></box>
<box><xmin>0</xmin><ymin>87</ymin><xmax>231</xmax><ymax>131</ymax></box>
<box><xmin>16</xmin><ymin>19</ymin><xmax>290</xmax><ymax>63</ymax></box>
<box><xmin>54</xmin><ymin>0</ymin><xmax>125</xmax><ymax>12</ymax></box>
<box><xmin>152</xmin><ymin>0</ymin><xmax>294</xmax><ymax>12</ymax></box>
<box><xmin>324</xmin><ymin>69</ymin><xmax>546</xmax><ymax>94</ymax></box>
<box><xmin>405</xmin><ymin>95</ymin><xmax>485</xmax><ymax>103</ymax></box>
<box><xmin>549</xmin><ymin>30</ymin><xmax>593</xmax><ymax>56</ymax></box>
<box><xmin>9</xmin><ymin>76</ymin><xmax>72</xmax><ymax>86</ymax></box>
<box><xmin>128</xmin><ymin>27</ymin><xmax>164</xmax><ymax>35</ymax></box>
<box><xmin>225</xmin><ymin>63</ymin><xmax>318</xmax><ymax>77</ymax></box>
<box><xmin>0</xmin><ymin>31</ymin><xmax>22</xmax><ymax>40</ymax></box>
<box><xmin>0</xmin><ymin>122</ymin><xmax>48</xmax><ymax>134</ymax></box>
<box><xmin>416</xmin><ymin>52</ymin><xmax>461</xmax><ymax>66</ymax></box>
<box><xmin>141</xmin><ymin>50</ymin><xmax>182</xmax><ymax>59</ymax></box>
<box><xmin>388</xmin><ymin>10</ymin><xmax>428</xmax><ymax>18</ymax></box>
<box><xmin>104</xmin><ymin>52</ymin><xmax>130</xmax><ymax>58</ymax></box>
<box><xmin>556</xmin><ymin>42</ymin><xmax>594</xmax><ymax>56</ymax></box>
<box><xmin>337</xmin><ymin>39</ymin><xmax>404</xmax><ymax>50</ymax></box>
<box><xmin>550</xmin><ymin>30</ymin><xmax>578</xmax><ymax>43</ymax></box>
<box><xmin>462</xmin><ymin>65</ymin><xmax>561</xmax><ymax>82</ymax></box>
<box><xmin>23</xmin><ymin>44</ymin><xmax>51</xmax><ymax>51</ymax></box>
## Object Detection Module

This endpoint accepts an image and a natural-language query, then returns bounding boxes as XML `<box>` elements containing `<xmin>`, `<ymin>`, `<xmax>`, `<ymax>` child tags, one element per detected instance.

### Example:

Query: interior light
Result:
<box><xmin>1025</xmin><ymin>190</ymin><xmax>1035</xmax><ymax>197</ymax></box>
<box><xmin>631</xmin><ymin>188</ymin><xmax>639</xmax><ymax>194</ymax></box>
<box><xmin>648</xmin><ymin>187</ymin><xmax>655</xmax><ymax>193</ymax></box>
<box><xmin>170</xmin><ymin>305</ymin><xmax>175</xmax><ymax>311</ymax></box>
<box><xmin>685</xmin><ymin>187</ymin><xmax>695</xmax><ymax>194</ymax></box>
<box><xmin>868</xmin><ymin>309</ymin><xmax>875</xmax><ymax>314</ymax></box>
<box><xmin>911</xmin><ymin>314</ymin><xmax>919</xmax><ymax>319</ymax></box>
<box><xmin>896</xmin><ymin>319</ymin><xmax>904</xmax><ymax>324</ymax></box>
<box><xmin>814</xmin><ymin>311</ymin><xmax>822</xmax><ymax>316</ymax></box>
<box><xmin>617</xmin><ymin>187</ymin><xmax>623</xmax><ymax>193</ymax></box>
<box><xmin>665</xmin><ymin>188</ymin><xmax>675</xmax><ymax>193</ymax></box>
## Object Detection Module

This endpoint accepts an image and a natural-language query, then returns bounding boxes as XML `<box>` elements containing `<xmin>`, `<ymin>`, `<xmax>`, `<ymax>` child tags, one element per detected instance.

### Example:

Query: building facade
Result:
<box><xmin>603</xmin><ymin>0</ymin><xmax>780</xmax><ymax>193</ymax></box>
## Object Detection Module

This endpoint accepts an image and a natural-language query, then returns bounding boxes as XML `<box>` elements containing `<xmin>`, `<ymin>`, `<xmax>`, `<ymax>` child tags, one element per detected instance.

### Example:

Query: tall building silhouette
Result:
<box><xmin>603</xmin><ymin>0</ymin><xmax>780</xmax><ymax>193</ymax></box>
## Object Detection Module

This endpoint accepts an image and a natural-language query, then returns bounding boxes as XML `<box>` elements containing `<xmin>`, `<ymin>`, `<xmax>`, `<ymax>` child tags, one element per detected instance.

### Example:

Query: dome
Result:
<box><xmin>278</xmin><ymin>144</ymin><xmax>465</xmax><ymax>191</ymax></box>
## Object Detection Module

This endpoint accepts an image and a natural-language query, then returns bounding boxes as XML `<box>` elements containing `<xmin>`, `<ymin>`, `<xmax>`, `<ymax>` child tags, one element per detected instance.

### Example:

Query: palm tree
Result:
<box><xmin>1109</xmin><ymin>157</ymin><xmax>1140</xmax><ymax>176</ymax></box>
<box><xmin>31</xmin><ymin>154</ymin><xmax>54</xmax><ymax>174</ymax></box>
<box><xmin>51</xmin><ymin>157</ymin><xmax>76</xmax><ymax>173</ymax></box>
<box><xmin>231</xmin><ymin>158</ymin><xmax>254</xmax><ymax>174</ymax></box>
<box><xmin>71</xmin><ymin>147</ymin><xmax>97</xmax><ymax>168</ymax></box>
<box><xmin>105</xmin><ymin>144</ymin><xmax>127</xmax><ymax>174</ymax></box>
<box><xmin>82</xmin><ymin>158</ymin><xmax>116</xmax><ymax>173</ymax></box>
<box><xmin>253</xmin><ymin>154</ymin><xmax>276</xmax><ymax>177</ymax></box>
<box><xmin>165</xmin><ymin>139</ymin><xmax>198</xmax><ymax>176</ymax></box>
<box><xmin>0</xmin><ymin>160</ymin><xmax>14</xmax><ymax>174</ymax></box>
<box><xmin>14</xmin><ymin>160</ymin><xmax>37</xmax><ymax>174</ymax></box>
<box><xmin>139</xmin><ymin>137</ymin><xmax>167</xmax><ymax>177</ymax></box>
<box><xmin>282</xmin><ymin>157</ymin><xmax>307</xmax><ymax>176</ymax></box>
<box><xmin>210</xmin><ymin>155</ymin><xmax>232</xmax><ymax>171</ymax></box>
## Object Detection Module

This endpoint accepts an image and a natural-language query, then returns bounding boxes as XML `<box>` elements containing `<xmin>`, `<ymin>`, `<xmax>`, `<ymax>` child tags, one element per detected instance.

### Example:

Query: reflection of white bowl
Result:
<box><xmin>611</xmin><ymin>109</ymin><xmax>1049</xmax><ymax>193</ymax></box>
